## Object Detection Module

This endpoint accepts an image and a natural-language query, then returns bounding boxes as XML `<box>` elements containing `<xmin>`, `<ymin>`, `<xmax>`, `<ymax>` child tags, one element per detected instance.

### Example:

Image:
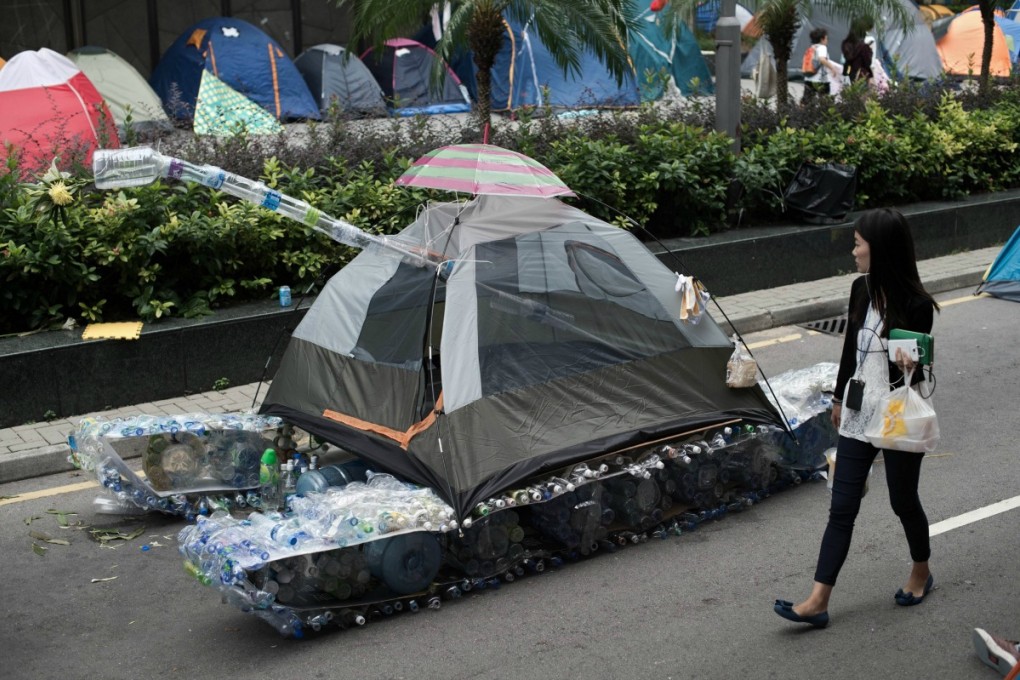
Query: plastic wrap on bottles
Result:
<box><xmin>759</xmin><ymin>362</ymin><xmax>839</xmax><ymax>470</ymax></box>
<box><xmin>70</xmin><ymin>412</ymin><xmax>281</xmax><ymax>516</ymax></box>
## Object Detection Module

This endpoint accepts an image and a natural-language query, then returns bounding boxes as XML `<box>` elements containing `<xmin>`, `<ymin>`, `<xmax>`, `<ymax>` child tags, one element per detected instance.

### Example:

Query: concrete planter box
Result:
<box><xmin>1</xmin><ymin>188</ymin><xmax>1017</xmax><ymax>428</ymax></box>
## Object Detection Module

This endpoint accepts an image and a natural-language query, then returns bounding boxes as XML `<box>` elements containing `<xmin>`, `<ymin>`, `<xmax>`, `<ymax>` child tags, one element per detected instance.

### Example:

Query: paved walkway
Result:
<box><xmin>0</xmin><ymin>245</ymin><xmax>999</xmax><ymax>485</ymax></box>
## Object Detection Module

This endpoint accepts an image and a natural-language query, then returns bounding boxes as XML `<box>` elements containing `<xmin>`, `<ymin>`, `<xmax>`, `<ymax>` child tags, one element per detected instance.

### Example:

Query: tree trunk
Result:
<box><xmin>776</xmin><ymin>58</ymin><xmax>790</xmax><ymax>110</ymax></box>
<box><xmin>467</xmin><ymin>5</ymin><xmax>504</xmax><ymax>141</ymax></box>
<box><xmin>979</xmin><ymin>2</ymin><xmax>994</xmax><ymax>97</ymax></box>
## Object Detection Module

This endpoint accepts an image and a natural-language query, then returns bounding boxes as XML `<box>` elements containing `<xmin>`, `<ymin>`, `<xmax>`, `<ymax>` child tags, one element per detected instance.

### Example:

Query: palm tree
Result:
<box><xmin>656</xmin><ymin>0</ymin><xmax>911</xmax><ymax>109</ymax></box>
<box><xmin>975</xmin><ymin>1</ymin><xmax>1011</xmax><ymax>96</ymax></box>
<box><xmin>335</xmin><ymin>0</ymin><xmax>637</xmax><ymax>135</ymax></box>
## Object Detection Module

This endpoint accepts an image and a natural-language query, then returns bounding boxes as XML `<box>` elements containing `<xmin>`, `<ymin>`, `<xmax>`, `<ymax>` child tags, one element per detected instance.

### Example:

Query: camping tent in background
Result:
<box><xmin>629</xmin><ymin>0</ymin><xmax>714</xmax><ymax>96</ymax></box>
<box><xmin>361</xmin><ymin>38</ymin><xmax>471</xmax><ymax>116</ymax></box>
<box><xmin>411</xmin><ymin>24</ymin><xmax>478</xmax><ymax>103</ymax></box>
<box><xmin>193</xmin><ymin>69</ymin><xmax>285</xmax><ymax>136</ymax></box>
<box><xmin>918</xmin><ymin>4</ymin><xmax>955</xmax><ymax>25</ymax></box>
<box><xmin>0</xmin><ymin>57</ymin><xmax>5</xmax><ymax>70</ymax></box>
<box><xmin>995</xmin><ymin>15</ymin><xmax>1020</xmax><ymax>62</ymax></box>
<box><xmin>0</xmin><ymin>48</ymin><xmax>118</xmax><ymax>178</ymax></box>
<box><xmin>976</xmin><ymin>226</ymin><xmax>1020</xmax><ymax>301</ymax></box>
<box><xmin>490</xmin><ymin>16</ymin><xmax>641</xmax><ymax>112</ymax></box>
<box><xmin>258</xmin><ymin>191</ymin><xmax>782</xmax><ymax>518</ymax></box>
<box><xmin>150</xmin><ymin>16</ymin><xmax>319</xmax><ymax>121</ymax></box>
<box><xmin>741</xmin><ymin>0</ymin><xmax>942</xmax><ymax>80</ymax></box>
<box><xmin>695</xmin><ymin>0</ymin><xmax>756</xmax><ymax>33</ymax></box>
<box><xmin>67</xmin><ymin>46</ymin><xmax>171</xmax><ymax>133</ymax></box>
<box><xmin>934</xmin><ymin>9</ymin><xmax>1011</xmax><ymax>76</ymax></box>
<box><xmin>294</xmin><ymin>44</ymin><xmax>386</xmax><ymax>116</ymax></box>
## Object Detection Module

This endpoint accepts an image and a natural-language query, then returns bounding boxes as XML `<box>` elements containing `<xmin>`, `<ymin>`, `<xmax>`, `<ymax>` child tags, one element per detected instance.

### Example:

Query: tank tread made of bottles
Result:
<box><xmin>178</xmin><ymin>420</ymin><xmax>821</xmax><ymax>638</ymax></box>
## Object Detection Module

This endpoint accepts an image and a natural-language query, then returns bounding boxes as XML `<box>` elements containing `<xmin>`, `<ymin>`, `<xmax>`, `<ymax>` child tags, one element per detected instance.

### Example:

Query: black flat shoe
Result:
<box><xmin>894</xmin><ymin>574</ymin><xmax>934</xmax><ymax>606</ymax></box>
<box><xmin>773</xmin><ymin>600</ymin><xmax>829</xmax><ymax>628</ymax></box>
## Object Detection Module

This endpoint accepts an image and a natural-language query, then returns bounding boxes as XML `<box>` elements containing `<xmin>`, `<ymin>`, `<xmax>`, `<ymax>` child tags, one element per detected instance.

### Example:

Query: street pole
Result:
<box><xmin>714</xmin><ymin>0</ymin><xmax>741</xmax><ymax>154</ymax></box>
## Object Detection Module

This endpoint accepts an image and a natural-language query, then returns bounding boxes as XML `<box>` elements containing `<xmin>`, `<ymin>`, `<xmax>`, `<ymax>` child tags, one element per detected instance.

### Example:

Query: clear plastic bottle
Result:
<box><xmin>93</xmin><ymin>146</ymin><xmax>167</xmax><ymax>189</ymax></box>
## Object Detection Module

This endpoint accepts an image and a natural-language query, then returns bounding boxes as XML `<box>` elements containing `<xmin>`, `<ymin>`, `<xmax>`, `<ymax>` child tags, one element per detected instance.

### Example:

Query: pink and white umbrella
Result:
<box><xmin>395</xmin><ymin>143</ymin><xmax>575</xmax><ymax>198</ymax></box>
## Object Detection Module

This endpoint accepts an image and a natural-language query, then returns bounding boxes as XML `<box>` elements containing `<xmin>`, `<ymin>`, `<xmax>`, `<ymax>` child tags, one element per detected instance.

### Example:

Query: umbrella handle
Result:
<box><xmin>93</xmin><ymin>146</ymin><xmax>441</xmax><ymax>268</ymax></box>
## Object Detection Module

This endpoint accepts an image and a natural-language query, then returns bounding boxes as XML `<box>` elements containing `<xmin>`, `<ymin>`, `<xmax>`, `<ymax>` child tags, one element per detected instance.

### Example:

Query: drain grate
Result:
<box><xmin>800</xmin><ymin>315</ymin><xmax>848</xmax><ymax>337</ymax></box>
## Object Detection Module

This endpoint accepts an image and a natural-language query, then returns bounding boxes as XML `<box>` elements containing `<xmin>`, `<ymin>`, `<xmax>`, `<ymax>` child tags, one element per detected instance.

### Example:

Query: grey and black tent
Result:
<box><xmin>977</xmin><ymin>226</ymin><xmax>1020</xmax><ymax>301</ymax></box>
<box><xmin>260</xmin><ymin>195</ymin><xmax>782</xmax><ymax>519</ymax></box>
<box><xmin>294</xmin><ymin>44</ymin><xmax>386</xmax><ymax>116</ymax></box>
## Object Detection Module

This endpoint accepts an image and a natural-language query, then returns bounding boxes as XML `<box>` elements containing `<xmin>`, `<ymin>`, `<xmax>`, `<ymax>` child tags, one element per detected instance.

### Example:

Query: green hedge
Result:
<box><xmin>4</xmin><ymin>86</ymin><xmax>1020</xmax><ymax>335</ymax></box>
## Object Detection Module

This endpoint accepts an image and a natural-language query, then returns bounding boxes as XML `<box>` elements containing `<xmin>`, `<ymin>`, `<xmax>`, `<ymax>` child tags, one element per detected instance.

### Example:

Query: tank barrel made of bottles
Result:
<box><xmin>92</xmin><ymin>147</ymin><xmax>438</xmax><ymax>268</ymax></box>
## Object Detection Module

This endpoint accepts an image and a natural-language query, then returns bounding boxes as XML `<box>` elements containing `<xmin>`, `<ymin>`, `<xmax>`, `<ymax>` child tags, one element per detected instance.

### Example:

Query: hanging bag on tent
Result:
<box><xmin>726</xmin><ymin>334</ymin><xmax>759</xmax><ymax>388</ymax></box>
<box><xmin>801</xmin><ymin>45</ymin><xmax>819</xmax><ymax>75</ymax></box>
<box><xmin>864</xmin><ymin>368</ymin><xmax>939</xmax><ymax>453</ymax></box>
<box><xmin>783</xmin><ymin>161</ymin><xmax>858</xmax><ymax>224</ymax></box>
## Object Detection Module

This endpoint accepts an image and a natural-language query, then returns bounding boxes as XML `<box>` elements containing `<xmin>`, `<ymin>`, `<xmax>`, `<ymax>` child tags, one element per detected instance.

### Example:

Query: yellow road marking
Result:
<box><xmin>748</xmin><ymin>333</ymin><xmax>805</xmax><ymax>350</ymax></box>
<box><xmin>0</xmin><ymin>480</ymin><xmax>98</xmax><ymax>507</ymax></box>
<box><xmin>940</xmin><ymin>293</ymin><xmax>988</xmax><ymax>307</ymax></box>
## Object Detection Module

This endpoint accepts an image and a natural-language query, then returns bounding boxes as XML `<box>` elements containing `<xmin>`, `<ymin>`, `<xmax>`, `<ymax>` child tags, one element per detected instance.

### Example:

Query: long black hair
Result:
<box><xmin>851</xmin><ymin>208</ymin><xmax>939</xmax><ymax>334</ymax></box>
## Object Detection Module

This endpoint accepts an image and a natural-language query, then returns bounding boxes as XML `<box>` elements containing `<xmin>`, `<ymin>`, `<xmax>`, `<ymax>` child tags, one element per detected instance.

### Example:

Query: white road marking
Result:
<box><xmin>929</xmin><ymin>495</ymin><xmax>1020</xmax><ymax>537</ymax></box>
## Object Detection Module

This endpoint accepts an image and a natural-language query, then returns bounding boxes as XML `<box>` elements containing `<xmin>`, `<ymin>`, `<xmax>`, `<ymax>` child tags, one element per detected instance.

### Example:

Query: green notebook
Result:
<box><xmin>889</xmin><ymin>328</ymin><xmax>934</xmax><ymax>366</ymax></box>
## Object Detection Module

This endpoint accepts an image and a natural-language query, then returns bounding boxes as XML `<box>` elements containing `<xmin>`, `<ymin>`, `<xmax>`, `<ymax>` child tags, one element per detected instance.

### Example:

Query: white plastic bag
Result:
<box><xmin>864</xmin><ymin>374</ymin><xmax>939</xmax><ymax>453</ymax></box>
<box><xmin>726</xmin><ymin>334</ymin><xmax>758</xmax><ymax>388</ymax></box>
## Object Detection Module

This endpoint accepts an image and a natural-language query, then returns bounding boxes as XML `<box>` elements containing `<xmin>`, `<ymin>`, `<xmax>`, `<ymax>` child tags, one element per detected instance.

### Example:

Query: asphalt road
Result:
<box><xmin>0</xmin><ymin>286</ymin><xmax>1015</xmax><ymax>680</ymax></box>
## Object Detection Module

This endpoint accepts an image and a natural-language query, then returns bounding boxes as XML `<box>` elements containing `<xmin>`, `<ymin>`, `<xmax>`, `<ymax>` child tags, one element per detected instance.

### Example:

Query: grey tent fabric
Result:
<box><xmin>260</xmin><ymin>194</ymin><xmax>783</xmax><ymax>517</ymax></box>
<box><xmin>67</xmin><ymin>46</ymin><xmax>171</xmax><ymax>132</ymax></box>
<box><xmin>294</xmin><ymin>44</ymin><xmax>386</xmax><ymax>115</ymax></box>
<box><xmin>741</xmin><ymin>0</ymin><xmax>942</xmax><ymax>80</ymax></box>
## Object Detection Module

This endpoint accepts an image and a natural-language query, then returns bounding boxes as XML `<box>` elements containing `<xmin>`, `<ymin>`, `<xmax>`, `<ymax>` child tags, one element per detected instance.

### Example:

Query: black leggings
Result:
<box><xmin>814</xmin><ymin>435</ymin><xmax>930</xmax><ymax>586</ymax></box>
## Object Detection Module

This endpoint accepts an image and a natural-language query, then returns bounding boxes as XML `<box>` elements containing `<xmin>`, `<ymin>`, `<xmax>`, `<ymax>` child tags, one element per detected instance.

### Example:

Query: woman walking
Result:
<box><xmin>774</xmin><ymin>208</ymin><xmax>939</xmax><ymax>628</ymax></box>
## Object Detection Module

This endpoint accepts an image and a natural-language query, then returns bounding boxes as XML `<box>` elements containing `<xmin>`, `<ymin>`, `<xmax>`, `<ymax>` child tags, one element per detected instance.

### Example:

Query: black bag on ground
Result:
<box><xmin>783</xmin><ymin>162</ymin><xmax>858</xmax><ymax>224</ymax></box>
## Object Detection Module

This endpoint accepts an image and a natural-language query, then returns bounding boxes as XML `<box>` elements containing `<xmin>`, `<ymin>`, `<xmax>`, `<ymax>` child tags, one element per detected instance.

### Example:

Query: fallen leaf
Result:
<box><xmin>1</xmin><ymin>495</ymin><xmax>20</xmax><ymax>501</ymax></box>
<box><xmin>90</xmin><ymin>576</ymin><xmax>118</xmax><ymax>583</ymax></box>
<box><xmin>224</xmin><ymin>627</ymin><xmax>240</xmax><ymax>632</ymax></box>
<box><xmin>46</xmin><ymin>509</ymin><xmax>77</xmax><ymax>516</ymax></box>
<box><xmin>32</xmin><ymin>543</ymin><xmax>48</xmax><ymax>557</ymax></box>
<box><xmin>24</xmin><ymin>516</ymin><xmax>41</xmax><ymax>526</ymax></box>
<box><xmin>29</xmin><ymin>530</ymin><xmax>53</xmax><ymax>541</ymax></box>
<box><xmin>44</xmin><ymin>538</ymin><xmax>71</xmax><ymax>546</ymax></box>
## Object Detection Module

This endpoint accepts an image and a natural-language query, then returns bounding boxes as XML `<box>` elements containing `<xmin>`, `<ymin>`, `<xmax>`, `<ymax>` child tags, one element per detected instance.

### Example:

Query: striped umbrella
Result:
<box><xmin>395</xmin><ymin>143</ymin><xmax>575</xmax><ymax>198</ymax></box>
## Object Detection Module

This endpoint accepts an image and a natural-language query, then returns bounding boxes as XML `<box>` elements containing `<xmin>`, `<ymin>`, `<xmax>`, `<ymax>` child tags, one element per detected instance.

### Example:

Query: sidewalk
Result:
<box><xmin>0</xmin><ymin>245</ymin><xmax>999</xmax><ymax>485</ymax></box>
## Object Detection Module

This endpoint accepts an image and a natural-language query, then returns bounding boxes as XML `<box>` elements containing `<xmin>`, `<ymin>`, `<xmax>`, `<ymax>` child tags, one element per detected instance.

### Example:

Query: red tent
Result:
<box><xmin>0</xmin><ymin>48</ymin><xmax>118</xmax><ymax>178</ymax></box>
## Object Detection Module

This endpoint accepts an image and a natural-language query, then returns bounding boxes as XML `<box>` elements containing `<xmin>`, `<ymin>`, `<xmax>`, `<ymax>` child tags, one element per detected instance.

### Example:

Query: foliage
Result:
<box><xmin>6</xmin><ymin>73</ymin><xmax>1020</xmax><ymax>333</ymax></box>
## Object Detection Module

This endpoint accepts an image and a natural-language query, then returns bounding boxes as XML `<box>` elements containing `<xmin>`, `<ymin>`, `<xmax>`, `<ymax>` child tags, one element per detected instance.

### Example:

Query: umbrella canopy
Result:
<box><xmin>395</xmin><ymin>143</ymin><xmax>576</xmax><ymax>198</ymax></box>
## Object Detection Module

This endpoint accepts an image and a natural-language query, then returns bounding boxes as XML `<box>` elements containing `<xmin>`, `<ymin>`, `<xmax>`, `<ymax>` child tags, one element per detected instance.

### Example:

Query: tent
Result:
<box><xmin>629</xmin><ymin>0</ymin><xmax>714</xmax><ymax>96</ymax></box>
<box><xmin>294</xmin><ymin>44</ymin><xmax>386</xmax><ymax>115</ymax></box>
<box><xmin>490</xmin><ymin>16</ymin><xmax>641</xmax><ymax>111</ymax></box>
<box><xmin>150</xmin><ymin>16</ymin><xmax>319</xmax><ymax>121</ymax></box>
<box><xmin>977</xmin><ymin>226</ymin><xmax>1020</xmax><ymax>301</ymax></box>
<box><xmin>258</xmin><ymin>193</ymin><xmax>783</xmax><ymax>518</ymax></box>
<box><xmin>193</xmin><ymin>69</ymin><xmax>284</xmax><ymax>136</ymax></box>
<box><xmin>67</xmin><ymin>46</ymin><xmax>171</xmax><ymax>133</ymax></box>
<box><xmin>696</xmin><ymin>1</ymin><xmax>757</xmax><ymax>33</ymax></box>
<box><xmin>0</xmin><ymin>48</ymin><xmax>118</xmax><ymax>178</ymax></box>
<box><xmin>995</xmin><ymin>15</ymin><xmax>1020</xmax><ymax>62</ymax></box>
<box><xmin>919</xmin><ymin>4</ymin><xmax>955</xmax><ymax>25</ymax></box>
<box><xmin>935</xmin><ymin>9</ymin><xmax>1011</xmax><ymax>76</ymax></box>
<box><xmin>741</xmin><ymin>0</ymin><xmax>943</xmax><ymax>80</ymax></box>
<box><xmin>361</xmin><ymin>38</ymin><xmax>472</xmax><ymax>116</ymax></box>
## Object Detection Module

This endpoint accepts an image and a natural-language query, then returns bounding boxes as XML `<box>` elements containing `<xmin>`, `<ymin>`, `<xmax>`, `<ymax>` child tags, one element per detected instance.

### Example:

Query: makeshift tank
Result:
<box><xmin>85</xmin><ymin>147</ymin><xmax>836</xmax><ymax>637</ymax></box>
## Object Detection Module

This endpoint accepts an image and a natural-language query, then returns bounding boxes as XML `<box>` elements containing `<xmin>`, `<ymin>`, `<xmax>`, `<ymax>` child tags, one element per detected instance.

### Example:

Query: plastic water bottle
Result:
<box><xmin>294</xmin><ymin>461</ymin><xmax>368</xmax><ymax>496</ymax></box>
<box><xmin>93</xmin><ymin>147</ymin><xmax>166</xmax><ymax>189</ymax></box>
<box><xmin>259</xmin><ymin>448</ymin><xmax>280</xmax><ymax>510</ymax></box>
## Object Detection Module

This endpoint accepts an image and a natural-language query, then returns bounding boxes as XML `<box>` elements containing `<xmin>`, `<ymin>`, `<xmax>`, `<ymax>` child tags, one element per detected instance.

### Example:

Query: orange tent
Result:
<box><xmin>937</xmin><ymin>9</ymin><xmax>1011</xmax><ymax>76</ymax></box>
<box><xmin>0</xmin><ymin>57</ymin><xmax>6</xmax><ymax>70</ymax></box>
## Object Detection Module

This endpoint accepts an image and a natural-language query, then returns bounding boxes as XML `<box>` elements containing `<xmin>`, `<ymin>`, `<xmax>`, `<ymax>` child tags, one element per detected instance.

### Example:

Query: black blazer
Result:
<box><xmin>833</xmin><ymin>275</ymin><xmax>934</xmax><ymax>401</ymax></box>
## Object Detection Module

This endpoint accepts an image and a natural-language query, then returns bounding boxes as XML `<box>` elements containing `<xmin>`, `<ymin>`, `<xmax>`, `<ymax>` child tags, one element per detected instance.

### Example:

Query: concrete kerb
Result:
<box><xmin>0</xmin><ymin>263</ymin><xmax>991</xmax><ymax>487</ymax></box>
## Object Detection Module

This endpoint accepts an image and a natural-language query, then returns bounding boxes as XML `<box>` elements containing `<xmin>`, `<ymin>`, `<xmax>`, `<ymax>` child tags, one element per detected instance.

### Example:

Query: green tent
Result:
<box><xmin>67</xmin><ymin>46</ymin><xmax>171</xmax><ymax>132</ymax></box>
<box><xmin>194</xmin><ymin>69</ymin><xmax>284</xmax><ymax>136</ymax></box>
<box><xmin>628</xmin><ymin>0</ymin><xmax>714</xmax><ymax>97</ymax></box>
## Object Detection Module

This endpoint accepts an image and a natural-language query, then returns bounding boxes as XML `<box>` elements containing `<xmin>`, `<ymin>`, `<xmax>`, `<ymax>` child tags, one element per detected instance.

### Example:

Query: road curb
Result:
<box><xmin>0</xmin><ymin>268</ymin><xmax>990</xmax><ymax>487</ymax></box>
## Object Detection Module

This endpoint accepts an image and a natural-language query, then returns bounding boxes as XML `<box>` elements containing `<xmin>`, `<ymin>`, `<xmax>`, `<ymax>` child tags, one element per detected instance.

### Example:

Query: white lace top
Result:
<box><xmin>839</xmin><ymin>304</ymin><xmax>889</xmax><ymax>442</ymax></box>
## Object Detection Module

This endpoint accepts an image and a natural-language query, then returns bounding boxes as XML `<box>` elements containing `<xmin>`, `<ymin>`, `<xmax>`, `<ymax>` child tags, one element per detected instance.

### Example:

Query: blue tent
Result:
<box><xmin>977</xmin><ymin>226</ymin><xmax>1020</xmax><ymax>302</ymax></box>
<box><xmin>995</xmin><ymin>15</ymin><xmax>1020</xmax><ymax>62</ymax></box>
<box><xmin>490</xmin><ymin>16</ymin><xmax>641</xmax><ymax>111</ymax></box>
<box><xmin>150</xmin><ymin>17</ymin><xmax>319</xmax><ymax>121</ymax></box>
